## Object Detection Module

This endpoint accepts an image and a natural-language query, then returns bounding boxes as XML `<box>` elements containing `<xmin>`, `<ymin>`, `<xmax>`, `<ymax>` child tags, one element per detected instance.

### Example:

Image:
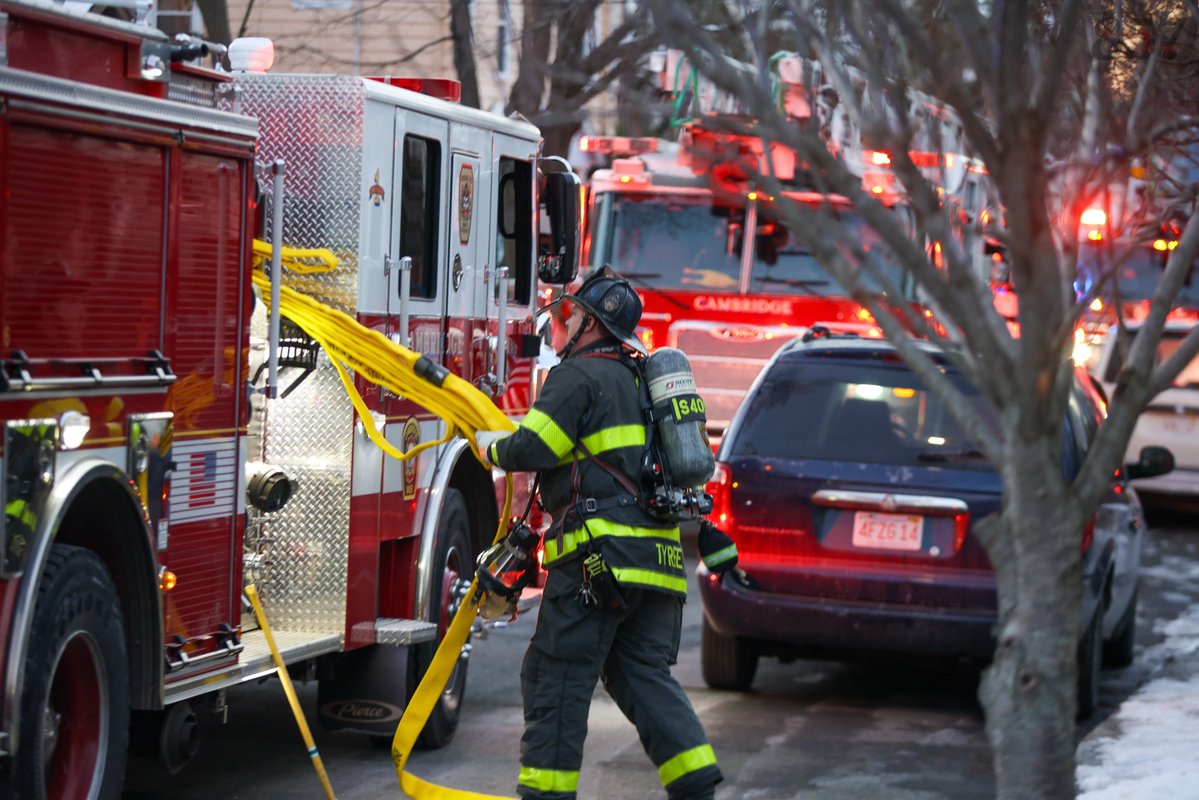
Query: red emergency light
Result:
<box><xmin>579</xmin><ymin>136</ymin><xmax>659</xmax><ymax>156</ymax></box>
<box><xmin>367</xmin><ymin>76</ymin><xmax>462</xmax><ymax>103</ymax></box>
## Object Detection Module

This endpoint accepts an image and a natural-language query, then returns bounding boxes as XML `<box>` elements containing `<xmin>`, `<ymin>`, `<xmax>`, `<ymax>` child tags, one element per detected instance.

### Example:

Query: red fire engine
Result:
<box><xmin>576</xmin><ymin>50</ymin><xmax>990</xmax><ymax>441</ymax></box>
<box><xmin>1071</xmin><ymin>157</ymin><xmax>1199</xmax><ymax>367</ymax></box>
<box><xmin>0</xmin><ymin>2</ymin><xmax>579</xmax><ymax>796</ymax></box>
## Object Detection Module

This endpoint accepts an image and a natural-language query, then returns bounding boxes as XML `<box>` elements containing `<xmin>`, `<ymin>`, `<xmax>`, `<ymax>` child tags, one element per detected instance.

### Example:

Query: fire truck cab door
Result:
<box><xmin>387</xmin><ymin>112</ymin><xmax>449</xmax><ymax>359</ymax></box>
<box><xmin>448</xmin><ymin>142</ymin><xmax>491</xmax><ymax>389</ymax></box>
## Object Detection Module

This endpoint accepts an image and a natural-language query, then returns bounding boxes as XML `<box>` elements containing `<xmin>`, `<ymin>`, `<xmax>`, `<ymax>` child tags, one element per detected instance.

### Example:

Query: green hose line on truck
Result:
<box><xmin>252</xmin><ymin>244</ymin><xmax>519</xmax><ymax>800</ymax></box>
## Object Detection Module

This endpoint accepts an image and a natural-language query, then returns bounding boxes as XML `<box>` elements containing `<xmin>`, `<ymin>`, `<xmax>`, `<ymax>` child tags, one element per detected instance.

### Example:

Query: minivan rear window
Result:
<box><xmin>728</xmin><ymin>359</ymin><xmax>998</xmax><ymax>468</ymax></box>
<box><xmin>1104</xmin><ymin>329</ymin><xmax>1199</xmax><ymax>389</ymax></box>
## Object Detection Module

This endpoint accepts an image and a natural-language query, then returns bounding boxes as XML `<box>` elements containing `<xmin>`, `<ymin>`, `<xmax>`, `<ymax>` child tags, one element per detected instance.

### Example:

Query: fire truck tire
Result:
<box><xmin>15</xmin><ymin>543</ymin><xmax>130</xmax><ymax>800</ymax></box>
<box><xmin>410</xmin><ymin>488</ymin><xmax>473</xmax><ymax>750</ymax></box>
<box><xmin>701</xmin><ymin>616</ymin><xmax>758</xmax><ymax>691</ymax></box>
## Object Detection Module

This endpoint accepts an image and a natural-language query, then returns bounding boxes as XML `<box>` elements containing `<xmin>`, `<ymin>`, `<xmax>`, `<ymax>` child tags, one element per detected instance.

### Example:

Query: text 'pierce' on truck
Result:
<box><xmin>0</xmin><ymin>2</ymin><xmax>580</xmax><ymax>796</ymax></box>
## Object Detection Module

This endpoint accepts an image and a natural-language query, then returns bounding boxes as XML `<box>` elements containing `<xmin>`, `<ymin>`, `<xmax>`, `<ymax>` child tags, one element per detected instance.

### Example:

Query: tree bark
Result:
<box><xmin>507</xmin><ymin>0</ymin><xmax>553</xmax><ymax>118</ymax></box>
<box><xmin>449</xmin><ymin>0</ymin><xmax>481</xmax><ymax>109</ymax></box>
<box><xmin>978</xmin><ymin>441</ymin><xmax>1085</xmax><ymax>800</ymax></box>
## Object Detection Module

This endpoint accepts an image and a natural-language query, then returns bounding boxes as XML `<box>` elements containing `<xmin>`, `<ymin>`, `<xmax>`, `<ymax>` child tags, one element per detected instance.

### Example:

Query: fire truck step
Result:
<box><xmin>163</xmin><ymin>629</ymin><xmax>343</xmax><ymax>705</ymax></box>
<box><xmin>374</xmin><ymin>618</ymin><xmax>438</xmax><ymax>645</ymax></box>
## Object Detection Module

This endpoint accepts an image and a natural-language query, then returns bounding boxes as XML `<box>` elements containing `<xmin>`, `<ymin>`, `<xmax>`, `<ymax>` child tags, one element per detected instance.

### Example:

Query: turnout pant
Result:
<box><xmin>518</xmin><ymin>566</ymin><xmax>722</xmax><ymax>800</ymax></box>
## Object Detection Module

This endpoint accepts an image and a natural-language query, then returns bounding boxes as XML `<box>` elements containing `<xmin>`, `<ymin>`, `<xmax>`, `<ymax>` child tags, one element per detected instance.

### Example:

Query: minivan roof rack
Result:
<box><xmin>801</xmin><ymin>326</ymin><xmax>862</xmax><ymax>343</ymax></box>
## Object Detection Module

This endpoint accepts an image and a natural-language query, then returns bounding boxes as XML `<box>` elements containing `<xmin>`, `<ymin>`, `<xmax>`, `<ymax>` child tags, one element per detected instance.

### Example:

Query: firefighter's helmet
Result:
<box><xmin>567</xmin><ymin>266</ymin><xmax>646</xmax><ymax>355</ymax></box>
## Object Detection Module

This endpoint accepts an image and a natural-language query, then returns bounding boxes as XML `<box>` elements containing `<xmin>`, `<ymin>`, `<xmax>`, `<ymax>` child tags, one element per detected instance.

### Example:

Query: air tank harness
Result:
<box><xmin>252</xmin><ymin>243</ymin><xmax>519</xmax><ymax>800</ymax></box>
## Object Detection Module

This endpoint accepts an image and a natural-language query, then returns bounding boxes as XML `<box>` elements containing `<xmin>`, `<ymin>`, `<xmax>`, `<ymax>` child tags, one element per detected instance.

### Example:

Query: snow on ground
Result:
<box><xmin>1076</xmin><ymin>603</ymin><xmax>1199</xmax><ymax>799</ymax></box>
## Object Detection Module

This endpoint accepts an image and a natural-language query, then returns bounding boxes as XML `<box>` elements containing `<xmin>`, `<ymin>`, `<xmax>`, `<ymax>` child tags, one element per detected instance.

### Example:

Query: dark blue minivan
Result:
<box><xmin>699</xmin><ymin>333</ymin><xmax>1169</xmax><ymax>716</ymax></box>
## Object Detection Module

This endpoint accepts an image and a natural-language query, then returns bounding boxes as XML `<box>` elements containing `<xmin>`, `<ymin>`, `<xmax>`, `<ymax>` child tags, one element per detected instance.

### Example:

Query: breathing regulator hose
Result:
<box><xmin>251</xmin><ymin>246</ymin><xmax>520</xmax><ymax>799</ymax></box>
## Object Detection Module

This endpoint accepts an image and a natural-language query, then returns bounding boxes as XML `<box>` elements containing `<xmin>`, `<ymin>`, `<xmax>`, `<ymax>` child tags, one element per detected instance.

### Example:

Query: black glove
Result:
<box><xmin>698</xmin><ymin>520</ymin><xmax>738</xmax><ymax>574</ymax></box>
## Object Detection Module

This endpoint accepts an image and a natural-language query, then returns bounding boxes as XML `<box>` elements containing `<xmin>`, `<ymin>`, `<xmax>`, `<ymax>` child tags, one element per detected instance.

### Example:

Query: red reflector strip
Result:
<box><xmin>367</xmin><ymin>76</ymin><xmax>463</xmax><ymax>102</ymax></box>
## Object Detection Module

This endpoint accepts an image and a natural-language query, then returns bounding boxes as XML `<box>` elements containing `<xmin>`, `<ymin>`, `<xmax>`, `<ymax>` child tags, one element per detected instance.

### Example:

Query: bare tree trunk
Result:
<box><xmin>195</xmin><ymin>0</ymin><xmax>231</xmax><ymax>44</ymax></box>
<box><xmin>507</xmin><ymin>0</ymin><xmax>553</xmax><ymax>117</ymax></box>
<box><xmin>450</xmin><ymin>0</ymin><xmax>481</xmax><ymax>109</ymax></box>
<box><xmin>978</xmin><ymin>443</ymin><xmax>1085</xmax><ymax>800</ymax></box>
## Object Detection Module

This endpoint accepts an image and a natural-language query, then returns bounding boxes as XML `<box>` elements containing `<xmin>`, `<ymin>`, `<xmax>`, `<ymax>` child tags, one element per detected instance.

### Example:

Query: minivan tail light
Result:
<box><xmin>1081</xmin><ymin>519</ymin><xmax>1095</xmax><ymax>552</ymax></box>
<box><xmin>706</xmin><ymin>462</ymin><xmax>733</xmax><ymax>529</ymax></box>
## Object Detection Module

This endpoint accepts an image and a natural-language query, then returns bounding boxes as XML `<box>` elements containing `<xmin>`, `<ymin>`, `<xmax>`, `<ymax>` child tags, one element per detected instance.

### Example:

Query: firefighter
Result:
<box><xmin>476</xmin><ymin>267</ymin><xmax>723</xmax><ymax>800</ymax></box>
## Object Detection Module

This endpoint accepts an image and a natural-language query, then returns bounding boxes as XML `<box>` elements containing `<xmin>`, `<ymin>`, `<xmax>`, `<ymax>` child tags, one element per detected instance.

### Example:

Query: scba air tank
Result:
<box><xmin>644</xmin><ymin>348</ymin><xmax>715</xmax><ymax>489</ymax></box>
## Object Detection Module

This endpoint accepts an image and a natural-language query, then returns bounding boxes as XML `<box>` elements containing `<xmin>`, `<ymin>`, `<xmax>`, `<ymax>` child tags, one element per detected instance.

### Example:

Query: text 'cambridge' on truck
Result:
<box><xmin>0</xmin><ymin>1</ymin><xmax>580</xmax><ymax>796</ymax></box>
<box><xmin>575</xmin><ymin>49</ymin><xmax>996</xmax><ymax>443</ymax></box>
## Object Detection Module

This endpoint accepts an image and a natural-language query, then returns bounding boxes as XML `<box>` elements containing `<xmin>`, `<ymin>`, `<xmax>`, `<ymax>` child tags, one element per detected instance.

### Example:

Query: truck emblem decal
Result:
<box><xmin>402</xmin><ymin>417</ymin><xmax>420</xmax><ymax>499</ymax></box>
<box><xmin>710</xmin><ymin>325</ymin><xmax>766</xmax><ymax>342</ymax></box>
<box><xmin>319</xmin><ymin>700</ymin><xmax>403</xmax><ymax>723</ymax></box>
<box><xmin>369</xmin><ymin>169</ymin><xmax>385</xmax><ymax>206</ymax></box>
<box><xmin>458</xmin><ymin>162</ymin><xmax>474</xmax><ymax>244</ymax></box>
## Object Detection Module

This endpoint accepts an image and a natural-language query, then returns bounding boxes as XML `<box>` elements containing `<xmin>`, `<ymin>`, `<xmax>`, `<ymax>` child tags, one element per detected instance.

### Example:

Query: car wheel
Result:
<box><xmin>1102</xmin><ymin>587</ymin><xmax>1138</xmax><ymax>669</ymax></box>
<box><xmin>15</xmin><ymin>544</ymin><xmax>130</xmax><ymax>800</ymax></box>
<box><xmin>1077</xmin><ymin>608</ymin><xmax>1103</xmax><ymax>719</ymax></box>
<box><xmin>701</xmin><ymin>616</ymin><xmax>758</xmax><ymax>691</ymax></box>
<box><xmin>410</xmin><ymin>488</ymin><xmax>474</xmax><ymax>749</ymax></box>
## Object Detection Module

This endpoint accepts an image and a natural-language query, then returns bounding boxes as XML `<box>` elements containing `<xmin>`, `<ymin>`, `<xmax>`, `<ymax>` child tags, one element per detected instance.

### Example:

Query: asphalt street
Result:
<box><xmin>123</xmin><ymin>507</ymin><xmax>1199</xmax><ymax>800</ymax></box>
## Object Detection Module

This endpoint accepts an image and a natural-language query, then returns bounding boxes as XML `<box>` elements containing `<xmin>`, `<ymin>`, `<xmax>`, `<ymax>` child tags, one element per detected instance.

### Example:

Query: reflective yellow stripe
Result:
<box><xmin>704</xmin><ymin>544</ymin><xmax>738</xmax><ymax>566</ymax></box>
<box><xmin>658</xmin><ymin>744</ymin><xmax>718</xmax><ymax>786</ymax></box>
<box><xmin>556</xmin><ymin>424</ymin><xmax>646</xmax><ymax>466</ymax></box>
<box><xmin>582</xmin><ymin>424</ymin><xmax>645</xmax><ymax>453</ymax></box>
<box><xmin>543</xmin><ymin>519</ymin><xmax>681</xmax><ymax>563</ymax></box>
<box><xmin>519</xmin><ymin>766</ymin><xmax>580</xmax><ymax>793</ymax></box>
<box><xmin>522</xmin><ymin>408</ymin><xmax>574</xmax><ymax>459</ymax></box>
<box><xmin>610</xmin><ymin>567</ymin><xmax>688</xmax><ymax>594</ymax></box>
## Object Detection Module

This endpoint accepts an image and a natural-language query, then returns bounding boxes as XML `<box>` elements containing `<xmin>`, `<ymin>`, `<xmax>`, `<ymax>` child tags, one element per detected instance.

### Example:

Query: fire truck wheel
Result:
<box><xmin>411</xmin><ymin>488</ymin><xmax>474</xmax><ymax>750</ymax></box>
<box><xmin>701</xmin><ymin>616</ymin><xmax>758</xmax><ymax>692</ymax></box>
<box><xmin>15</xmin><ymin>543</ymin><xmax>130</xmax><ymax>800</ymax></box>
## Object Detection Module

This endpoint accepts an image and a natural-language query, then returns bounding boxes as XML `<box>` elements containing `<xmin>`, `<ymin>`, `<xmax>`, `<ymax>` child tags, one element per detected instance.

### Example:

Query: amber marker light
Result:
<box><xmin>159</xmin><ymin>568</ymin><xmax>178</xmax><ymax>591</ymax></box>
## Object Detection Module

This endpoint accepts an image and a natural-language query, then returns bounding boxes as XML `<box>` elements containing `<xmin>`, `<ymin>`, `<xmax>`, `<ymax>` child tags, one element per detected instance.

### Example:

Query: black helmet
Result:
<box><xmin>565</xmin><ymin>266</ymin><xmax>646</xmax><ymax>355</ymax></box>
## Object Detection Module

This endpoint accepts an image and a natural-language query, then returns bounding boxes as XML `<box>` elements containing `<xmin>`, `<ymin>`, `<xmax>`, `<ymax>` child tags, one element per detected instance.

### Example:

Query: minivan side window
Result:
<box><xmin>1062</xmin><ymin>379</ymin><xmax>1101</xmax><ymax>481</ymax></box>
<box><xmin>399</xmin><ymin>135</ymin><xmax>441</xmax><ymax>299</ymax></box>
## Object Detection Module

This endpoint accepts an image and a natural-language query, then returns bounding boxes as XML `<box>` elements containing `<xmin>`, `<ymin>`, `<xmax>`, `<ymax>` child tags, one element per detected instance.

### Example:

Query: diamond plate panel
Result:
<box><xmin>249</xmin><ymin>350</ymin><xmax>354</xmax><ymax>632</ymax></box>
<box><xmin>231</xmin><ymin>73</ymin><xmax>364</xmax><ymax>313</ymax></box>
<box><xmin>235</xmin><ymin>74</ymin><xmax>369</xmax><ymax>632</ymax></box>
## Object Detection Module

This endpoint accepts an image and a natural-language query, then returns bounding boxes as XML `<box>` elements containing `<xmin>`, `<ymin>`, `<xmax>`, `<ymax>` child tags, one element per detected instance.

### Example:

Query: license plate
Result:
<box><xmin>1160</xmin><ymin>415</ymin><xmax>1197</xmax><ymax>434</ymax></box>
<box><xmin>852</xmin><ymin>511</ymin><xmax>923</xmax><ymax>551</ymax></box>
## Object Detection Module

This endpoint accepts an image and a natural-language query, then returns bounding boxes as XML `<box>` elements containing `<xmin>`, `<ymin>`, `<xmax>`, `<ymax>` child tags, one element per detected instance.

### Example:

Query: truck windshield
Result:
<box><xmin>1077</xmin><ymin>243</ymin><xmax>1199</xmax><ymax>306</ymax></box>
<box><xmin>590</xmin><ymin>191</ymin><xmax>907</xmax><ymax>296</ymax></box>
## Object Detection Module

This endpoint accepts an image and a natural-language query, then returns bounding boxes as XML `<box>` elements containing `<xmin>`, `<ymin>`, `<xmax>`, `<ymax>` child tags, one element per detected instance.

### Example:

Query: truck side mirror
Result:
<box><xmin>1127</xmin><ymin>445</ymin><xmax>1174</xmax><ymax>480</ymax></box>
<box><xmin>539</xmin><ymin>171</ymin><xmax>581</xmax><ymax>285</ymax></box>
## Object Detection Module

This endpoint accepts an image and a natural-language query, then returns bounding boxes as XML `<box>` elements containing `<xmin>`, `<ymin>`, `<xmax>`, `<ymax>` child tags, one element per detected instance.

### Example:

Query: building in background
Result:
<box><xmin>217</xmin><ymin>0</ymin><xmax>628</xmax><ymax>132</ymax></box>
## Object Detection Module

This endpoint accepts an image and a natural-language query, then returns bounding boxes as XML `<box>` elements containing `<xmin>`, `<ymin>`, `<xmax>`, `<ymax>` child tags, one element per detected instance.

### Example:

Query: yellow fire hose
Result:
<box><xmin>245</xmin><ymin>584</ymin><xmax>338</xmax><ymax>800</ymax></box>
<box><xmin>251</xmin><ymin>244</ymin><xmax>520</xmax><ymax>799</ymax></box>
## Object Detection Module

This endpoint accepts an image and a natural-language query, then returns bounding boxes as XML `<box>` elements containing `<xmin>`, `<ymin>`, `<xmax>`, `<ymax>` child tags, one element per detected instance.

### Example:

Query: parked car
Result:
<box><xmin>699</xmin><ymin>331</ymin><xmax>1173</xmax><ymax>716</ymax></box>
<box><xmin>1096</xmin><ymin>321</ymin><xmax>1199</xmax><ymax>501</ymax></box>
